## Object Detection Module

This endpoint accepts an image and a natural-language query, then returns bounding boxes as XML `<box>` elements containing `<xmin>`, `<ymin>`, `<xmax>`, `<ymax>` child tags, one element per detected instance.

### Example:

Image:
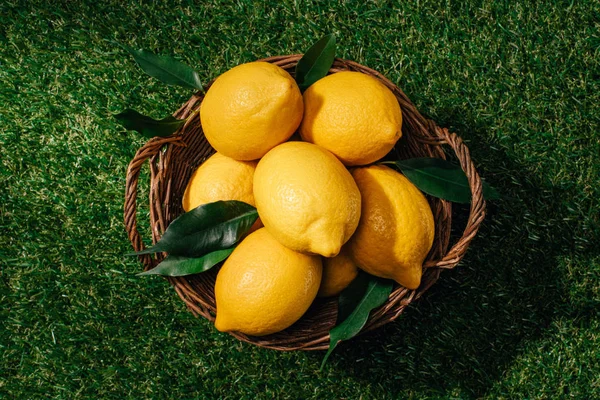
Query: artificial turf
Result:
<box><xmin>1</xmin><ymin>0</ymin><xmax>599</xmax><ymax>398</ymax></box>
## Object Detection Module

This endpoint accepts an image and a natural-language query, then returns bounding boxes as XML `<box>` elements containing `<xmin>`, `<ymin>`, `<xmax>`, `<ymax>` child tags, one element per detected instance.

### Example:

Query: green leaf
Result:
<box><xmin>482</xmin><ymin>182</ymin><xmax>501</xmax><ymax>200</ymax></box>
<box><xmin>336</xmin><ymin>271</ymin><xmax>371</xmax><ymax>324</ymax></box>
<box><xmin>137</xmin><ymin>248</ymin><xmax>235</xmax><ymax>277</ymax></box>
<box><xmin>114</xmin><ymin>109</ymin><xmax>185</xmax><ymax>138</ymax></box>
<box><xmin>128</xmin><ymin>200</ymin><xmax>258</xmax><ymax>258</ymax></box>
<box><xmin>122</xmin><ymin>45</ymin><xmax>203</xmax><ymax>89</ymax></box>
<box><xmin>321</xmin><ymin>275</ymin><xmax>393</xmax><ymax>369</ymax></box>
<box><xmin>295</xmin><ymin>34</ymin><xmax>336</xmax><ymax>91</ymax></box>
<box><xmin>382</xmin><ymin>158</ymin><xmax>500</xmax><ymax>203</ymax></box>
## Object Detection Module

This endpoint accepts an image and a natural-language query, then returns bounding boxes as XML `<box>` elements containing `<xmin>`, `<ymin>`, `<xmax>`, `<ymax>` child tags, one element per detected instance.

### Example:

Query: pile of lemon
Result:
<box><xmin>183</xmin><ymin>62</ymin><xmax>434</xmax><ymax>336</ymax></box>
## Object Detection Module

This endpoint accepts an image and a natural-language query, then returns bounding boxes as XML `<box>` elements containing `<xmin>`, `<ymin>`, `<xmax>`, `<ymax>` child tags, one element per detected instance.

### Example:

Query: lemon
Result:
<box><xmin>300</xmin><ymin>71</ymin><xmax>403</xmax><ymax>166</ymax></box>
<box><xmin>318</xmin><ymin>249</ymin><xmax>359</xmax><ymax>297</ymax></box>
<box><xmin>182</xmin><ymin>152</ymin><xmax>257</xmax><ymax>211</ymax></box>
<box><xmin>253</xmin><ymin>142</ymin><xmax>361</xmax><ymax>257</ymax></box>
<box><xmin>200</xmin><ymin>62</ymin><xmax>303</xmax><ymax>161</ymax></box>
<box><xmin>347</xmin><ymin>165</ymin><xmax>434</xmax><ymax>289</ymax></box>
<box><xmin>214</xmin><ymin>228</ymin><xmax>322</xmax><ymax>336</ymax></box>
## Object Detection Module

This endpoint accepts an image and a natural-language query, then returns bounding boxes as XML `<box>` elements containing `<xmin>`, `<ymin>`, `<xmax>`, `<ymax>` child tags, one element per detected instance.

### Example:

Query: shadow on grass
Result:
<box><xmin>311</xmin><ymin>115</ymin><xmax>599</xmax><ymax>398</ymax></box>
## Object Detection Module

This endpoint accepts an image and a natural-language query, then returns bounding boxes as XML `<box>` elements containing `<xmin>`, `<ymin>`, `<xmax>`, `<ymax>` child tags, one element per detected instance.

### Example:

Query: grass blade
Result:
<box><xmin>295</xmin><ymin>34</ymin><xmax>336</xmax><ymax>91</ymax></box>
<box><xmin>114</xmin><ymin>109</ymin><xmax>185</xmax><ymax>138</ymax></box>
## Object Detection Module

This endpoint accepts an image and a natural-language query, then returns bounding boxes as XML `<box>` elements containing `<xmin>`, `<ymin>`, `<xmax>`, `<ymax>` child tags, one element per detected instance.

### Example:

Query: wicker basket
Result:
<box><xmin>124</xmin><ymin>55</ymin><xmax>486</xmax><ymax>351</ymax></box>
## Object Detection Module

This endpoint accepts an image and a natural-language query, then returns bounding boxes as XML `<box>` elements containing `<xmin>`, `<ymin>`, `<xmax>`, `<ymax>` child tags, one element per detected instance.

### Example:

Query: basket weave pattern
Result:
<box><xmin>124</xmin><ymin>55</ymin><xmax>486</xmax><ymax>351</ymax></box>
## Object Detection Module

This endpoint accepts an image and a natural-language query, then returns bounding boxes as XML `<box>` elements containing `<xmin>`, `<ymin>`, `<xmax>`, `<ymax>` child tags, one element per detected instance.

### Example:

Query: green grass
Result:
<box><xmin>1</xmin><ymin>0</ymin><xmax>599</xmax><ymax>398</ymax></box>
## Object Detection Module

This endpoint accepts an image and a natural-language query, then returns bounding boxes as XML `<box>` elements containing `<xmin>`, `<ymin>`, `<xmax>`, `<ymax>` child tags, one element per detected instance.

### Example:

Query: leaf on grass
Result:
<box><xmin>295</xmin><ymin>34</ymin><xmax>336</xmax><ymax>92</ymax></box>
<box><xmin>137</xmin><ymin>248</ymin><xmax>235</xmax><ymax>277</ymax></box>
<box><xmin>482</xmin><ymin>183</ymin><xmax>501</xmax><ymax>200</ymax></box>
<box><xmin>321</xmin><ymin>275</ymin><xmax>393</xmax><ymax>369</ymax></box>
<box><xmin>382</xmin><ymin>158</ymin><xmax>500</xmax><ymax>203</ymax></box>
<box><xmin>122</xmin><ymin>45</ymin><xmax>203</xmax><ymax>89</ymax></box>
<box><xmin>114</xmin><ymin>109</ymin><xmax>185</xmax><ymax>138</ymax></box>
<box><xmin>128</xmin><ymin>200</ymin><xmax>258</xmax><ymax>258</ymax></box>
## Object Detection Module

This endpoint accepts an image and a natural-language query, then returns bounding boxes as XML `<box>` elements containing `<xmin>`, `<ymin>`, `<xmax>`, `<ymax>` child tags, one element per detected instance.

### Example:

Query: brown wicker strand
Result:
<box><xmin>124</xmin><ymin>135</ymin><xmax>183</xmax><ymax>269</ymax></box>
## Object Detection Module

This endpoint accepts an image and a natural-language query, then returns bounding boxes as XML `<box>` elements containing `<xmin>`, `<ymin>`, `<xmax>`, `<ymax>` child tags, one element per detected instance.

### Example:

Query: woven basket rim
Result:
<box><xmin>123</xmin><ymin>55</ymin><xmax>486</xmax><ymax>351</ymax></box>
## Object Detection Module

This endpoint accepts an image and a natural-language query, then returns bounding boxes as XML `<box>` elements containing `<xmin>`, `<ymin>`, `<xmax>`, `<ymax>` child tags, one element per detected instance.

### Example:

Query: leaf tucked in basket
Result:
<box><xmin>295</xmin><ymin>34</ymin><xmax>336</xmax><ymax>92</ymax></box>
<box><xmin>335</xmin><ymin>270</ymin><xmax>372</xmax><ymax>324</ymax></box>
<box><xmin>382</xmin><ymin>158</ymin><xmax>500</xmax><ymax>203</ymax></box>
<box><xmin>129</xmin><ymin>200</ymin><xmax>258</xmax><ymax>259</ymax></box>
<box><xmin>137</xmin><ymin>249</ymin><xmax>235</xmax><ymax>277</ymax></box>
<box><xmin>321</xmin><ymin>272</ymin><xmax>393</xmax><ymax>369</ymax></box>
<box><xmin>122</xmin><ymin>45</ymin><xmax>203</xmax><ymax>90</ymax></box>
<box><xmin>115</xmin><ymin>109</ymin><xmax>186</xmax><ymax>138</ymax></box>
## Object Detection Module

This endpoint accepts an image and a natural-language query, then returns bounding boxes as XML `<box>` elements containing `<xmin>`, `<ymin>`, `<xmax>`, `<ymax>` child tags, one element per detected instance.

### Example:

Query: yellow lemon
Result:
<box><xmin>253</xmin><ymin>142</ymin><xmax>361</xmax><ymax>257</ymax></box>
<box><xmin>300</xmin><ymin>71</ymin><xmax>402</xmax><ymax>166</ymax></box>
<box><xmin>214</xmin><ymin>228</ymin><xmax>322</xmax><ymax>336</ymax></box>
<box><xmin>200</xmin><ymin>62</ymin><xmax>303</xmax><ymax>161</ymax></box>
<box><xmin>318</xmin><ymin>249</ymin><xmax>359</xmax><ymax>297</ymax></box>
<box><xmin>347</xmin><ymin>165</ymin><xmax>434</xmax><ymax>289</ymax></box>
<box><xmin>182</xmin><ymin>152</ymin><xmax>257</xmax><ymax>211</ymax></box>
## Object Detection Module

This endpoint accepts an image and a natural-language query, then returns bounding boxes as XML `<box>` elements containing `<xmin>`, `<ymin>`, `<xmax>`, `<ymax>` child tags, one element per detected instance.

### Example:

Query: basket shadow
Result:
<box><xmin>309</xmin><ymin>118</ymin><xmax>599</xmax><ymax>397</ymax></box>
